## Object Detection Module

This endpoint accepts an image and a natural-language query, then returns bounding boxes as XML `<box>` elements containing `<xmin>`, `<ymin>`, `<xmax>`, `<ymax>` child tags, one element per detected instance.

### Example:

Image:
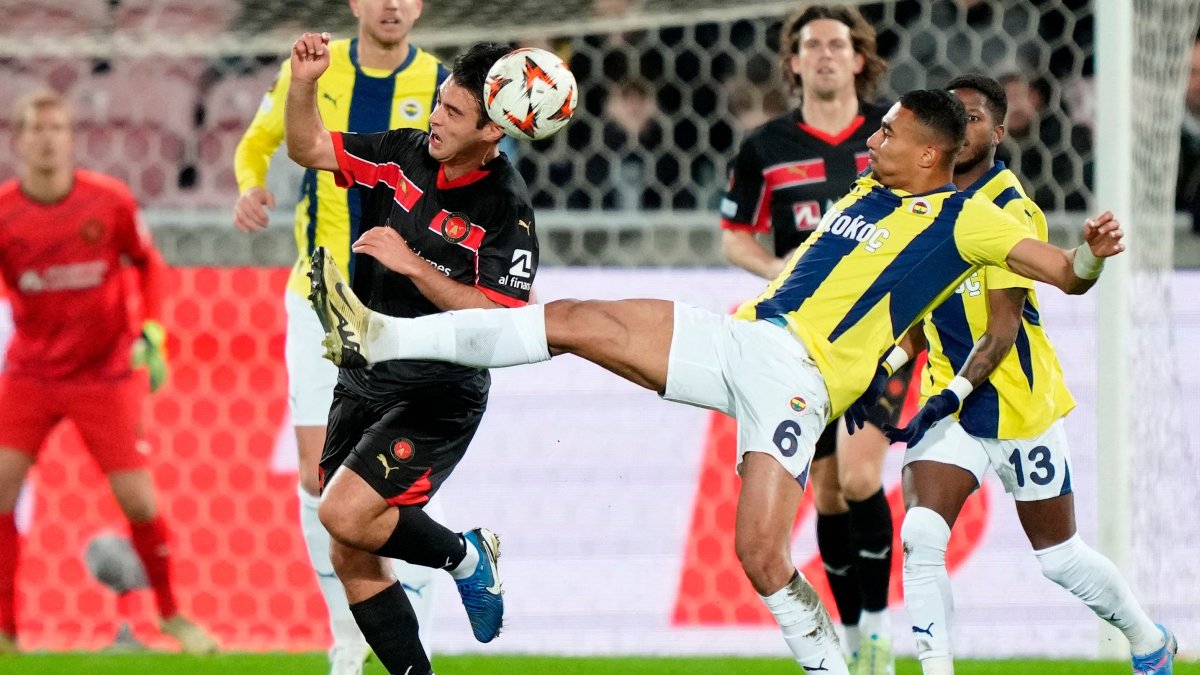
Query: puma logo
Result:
<box><xmin>322</xmin><ymin>91</ymin><xmax>342</xmax><ymax>107</ymax></box>
<box><xmin>801</xmin><ymin>659</ymin><xmax>829</xmax><ymax>672</ymax></box>
<box><xmin>912</xmin><ymin>622</ymin><xmax>935</xmax><ymax>637</ymax></box>
<box><xmin>377</xmin><ymin>453</ymin><xmax>399</xmax><ymax>479</ymax></box>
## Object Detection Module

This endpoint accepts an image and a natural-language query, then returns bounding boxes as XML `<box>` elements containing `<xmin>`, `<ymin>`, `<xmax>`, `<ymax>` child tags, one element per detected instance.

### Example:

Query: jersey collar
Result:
<box><xmin>437</xmin><ymin>164</ymin><xmax>491</xmax><ymax>190</ymax></box>
<box><xmin>349</xmin><ymin>39</ymin><xmax>418</xmax><ymax>76</ymax></box>
<box><xmin>961</xmin><ymin>160</ymin><xmax>1007</xmax><ymax>196</ymax></box>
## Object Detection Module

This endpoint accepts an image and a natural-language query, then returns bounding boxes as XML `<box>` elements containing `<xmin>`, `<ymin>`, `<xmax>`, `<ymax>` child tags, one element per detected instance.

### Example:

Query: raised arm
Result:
<box><xmin>1005</xmin><ymin>211</ymin><xmax>1124</xmax><ymax>295</ymax></box>
<box><xmin>285</xmin><ymin>32</ymin><xmax>339</xmax><ymax>172</ymax></box>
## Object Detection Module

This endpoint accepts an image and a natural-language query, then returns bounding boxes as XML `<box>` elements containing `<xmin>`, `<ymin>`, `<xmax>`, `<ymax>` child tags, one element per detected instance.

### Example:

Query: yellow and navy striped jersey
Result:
<box><xmin>921</xmin><ymin>163</ymin><xmax>1075</xmax><ymax>438</ymax></box>
<box><xmin>234</xmin><ymin>39</ymin><xmax>449</xmax><ymax>297</ymax></box>
<box><xmin>734</xmin><ymin>174</ymin><xmax>1036</xmax><ymax>418</ymax></box>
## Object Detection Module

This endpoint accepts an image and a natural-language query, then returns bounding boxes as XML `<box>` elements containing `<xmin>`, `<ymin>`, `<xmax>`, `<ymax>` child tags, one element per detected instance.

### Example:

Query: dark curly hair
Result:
<box><xmin>779</xmin><ymin>5</ymin><xmax>888</xmax><ymax>100</ymax></box>
<box><xmin>946</xmin><ymin>74</ymin><xmax>1008</xmax><ymax>126</ymax></box>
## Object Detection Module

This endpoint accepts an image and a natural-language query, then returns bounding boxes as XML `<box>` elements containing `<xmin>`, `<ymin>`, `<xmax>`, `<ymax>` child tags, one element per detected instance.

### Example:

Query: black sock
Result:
<box><xmin>374</xmin><ymin>505</ymin><xmax>467</xmax><ymax>570</ymax></box>
<box><xmin>816</xmin><ymin>510</ymin><xmax>862</xmax><ymax>626</ymax></box>
<box><xmin>349</xmin><ymin>582</ymin><xmax>431</xmax><ymax>675</ymax></box>
<box><xmin>847</xmin><ymin>487</ymin><xmax>894</xmax><ymax>613</ymax></box>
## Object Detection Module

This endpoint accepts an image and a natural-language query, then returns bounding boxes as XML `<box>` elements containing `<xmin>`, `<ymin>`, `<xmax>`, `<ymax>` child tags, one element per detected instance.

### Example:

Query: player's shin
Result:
<box><xmin>760</xmin><ymin>572</ymin><xmax>849</xmax><ymax>675</ymax></box>
<box><xmin>349</xmin><ymin>581</ymin><xmax>432</xmax><ymax>675</ymax></box>
<box><xmin>371</xmin><ymin>304</ymin><xmax>551</xmax><ymax>368</ymax></box>
<box><xmin>901</xmin><ymin>507</ymin><xmax>954</xmax><ymax>674</ymax></box>
<box><xmin>1034</xmin><ymin>534</ymin><xmax>1165</xmax><ymax>655</ymax></box>
<box><xmin>0</xmin><ymin>513</ymin><xmax>17</xmax><ymax>639</ymax></box>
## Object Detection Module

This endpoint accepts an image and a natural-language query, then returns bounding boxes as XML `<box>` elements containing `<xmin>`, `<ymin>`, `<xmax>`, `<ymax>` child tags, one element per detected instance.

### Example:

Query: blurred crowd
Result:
<box><xmin>0</xmin><ymin>0</ymin><xmax>1197</xmax><ymax>228</ymax></box>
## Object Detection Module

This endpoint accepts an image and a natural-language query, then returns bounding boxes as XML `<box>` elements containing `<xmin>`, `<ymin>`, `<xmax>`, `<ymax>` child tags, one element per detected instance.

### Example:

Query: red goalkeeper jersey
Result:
<box><xmin>0</xmin><ymin>170</ymin><xmax>157</xmax><ymax>381</ymax></box>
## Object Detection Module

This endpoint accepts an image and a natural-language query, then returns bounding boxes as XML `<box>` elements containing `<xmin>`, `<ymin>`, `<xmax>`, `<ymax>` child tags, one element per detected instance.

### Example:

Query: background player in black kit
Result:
<box><xmin>286</xmin><ymin>33</ymin><xmax>536</xmax><ymax>675</ymax></box>
<box><xmin>718</xmin><ymin>7</ymin><xmax>901</xmax><ymax>674</ymax></box>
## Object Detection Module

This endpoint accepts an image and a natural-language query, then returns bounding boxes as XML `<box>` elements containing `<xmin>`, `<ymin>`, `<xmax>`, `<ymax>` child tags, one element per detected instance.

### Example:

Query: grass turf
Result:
<box><xmin>3</xmin><ymin>654</ymin><xmax>1198</xmax><ymax>674</ymax></box>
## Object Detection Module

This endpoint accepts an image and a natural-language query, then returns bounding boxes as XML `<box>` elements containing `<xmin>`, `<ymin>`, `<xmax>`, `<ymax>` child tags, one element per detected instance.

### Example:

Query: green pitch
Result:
<box><xmin>3</xmin><ymin>654</ymin><xmax>1198</xmax><ymax>674</ymax></box>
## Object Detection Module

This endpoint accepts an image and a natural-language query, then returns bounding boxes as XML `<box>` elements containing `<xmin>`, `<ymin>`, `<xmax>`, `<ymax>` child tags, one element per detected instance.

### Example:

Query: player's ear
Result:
<box><xmin>481</xmin><ymin>119</ymin><xmax>505</xmax><ymax>145</ymax></box>
<box><xmin>347</xmin><ymin>0</ymin><xmax>360</xmax><ymax>19</ymax></box>
<box><xmin>992</xmin><ymin>123</ymin><xmax>1005</xmax><ymax>146</ymax></box>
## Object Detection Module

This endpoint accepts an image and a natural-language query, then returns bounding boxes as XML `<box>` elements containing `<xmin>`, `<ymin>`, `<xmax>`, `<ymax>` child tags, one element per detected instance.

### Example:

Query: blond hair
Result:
<box><xmin>12</xmin><ymin>89</ymin><xmax>71</xmax><ymax>132</ymax></box>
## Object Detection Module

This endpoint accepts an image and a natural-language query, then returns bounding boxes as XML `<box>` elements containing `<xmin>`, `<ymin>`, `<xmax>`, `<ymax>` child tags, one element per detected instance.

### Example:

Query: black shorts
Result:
<box><xmin>319</xmin><ymin>382</ymin><xmax>487</xmax><ymax>506</ymax></box>
<box><xmin>814</xmin><ymin>360</ymin><xmax>916</xmax><ymax>460</ymax></box>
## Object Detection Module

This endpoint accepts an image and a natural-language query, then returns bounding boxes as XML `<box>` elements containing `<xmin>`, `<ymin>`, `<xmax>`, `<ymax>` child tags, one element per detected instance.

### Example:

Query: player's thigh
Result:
<box><xmin>70</xmin><ymin>377</ymin><xmax>150</xmax><ymax>474</ymax></box>
<box><xmin>662</xmin><ymin>303</ymin><xmax>735</xmax><ymax>416</ymax></box>
<box><xmin>285</xmin><ymin>290</ymin><xmax>338</xmax><ymax>429</ymax></box>
<box><xmin>0</xmin><ymin>375</ymin><xmax>61</xmax><ymax>465</ymax></box>
<box><xmin>319</xmin><ymin>384</ymin><xmax>376</xmax><ymax>496</ymax></box>
<box><xmin>728</xmin><ymin>320</ymin><xmax>829</xmax><ymax>485</ymax></box>
<box><xmin>545</xmin><ymin>298</ymin><xmax>675</xmax><ymax>392</ymax></box>
<box><xmin>0</xmin><ymin>449</ymin><xmax>35</xmax><ymax>513</ymax></box>
<box><xmin>1014</xmin><ymin>493</ymin><xmax>1077</xmax><ymax>550</ymax></box>
<box><xmin>985</xmin><ymin>419</ymin><xmax>1074</xmax><ymax>502</ymax></box>
<box><xmin>835</xmin><ymin>420</ymin><xmax>889</xmax><ymax>500</ymax></box>
<box><xmin>902</xmin><ymin>417</ymin><xmax>987</xmax><ymax>524</ymax></box>
<box><xmin>343</xmin><ymin>383</ymin><xmax>487</xmax><ymax>510</ymax></box>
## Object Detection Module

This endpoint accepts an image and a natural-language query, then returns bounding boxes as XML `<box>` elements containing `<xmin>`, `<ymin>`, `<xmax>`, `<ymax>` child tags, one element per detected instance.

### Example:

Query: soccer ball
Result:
<box><xmin>484</xmin><ymin>48</ymin><xmax>578</xmax><ymax>141</ymax></box>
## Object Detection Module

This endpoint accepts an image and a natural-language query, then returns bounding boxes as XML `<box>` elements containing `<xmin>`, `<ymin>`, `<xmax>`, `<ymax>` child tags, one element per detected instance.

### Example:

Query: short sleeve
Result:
<box><xmin>474</xmin><ymin>203</ymin><xmax>538</xmax><ymax>307</ymax></box>
<box><xmin>953</xmin><ymin>199</ymin><xmax>1036</xmax><ymax>270</ymax></box>
<box><xmin>983</xmin><ymin>196</ymin><xmax>1042</xmax><ymax>290</ymax></box>
<box><xmin>330</xmin><ymin>129</ymin><xmax>422</xmax><ymax>191</ymax></box>
<box><xmin>719</xmin><ymin>135</ymin><xmax>769</xmax><ymax>233</ymax></box>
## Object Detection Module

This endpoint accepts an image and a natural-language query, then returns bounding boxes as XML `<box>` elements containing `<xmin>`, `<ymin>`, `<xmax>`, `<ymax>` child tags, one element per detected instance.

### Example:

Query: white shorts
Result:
<box><xmin>285</xmin><ymin>290</ymin><xmax>339</xmax><ymax>426</ymax></box>
<box><xmin>663</xmin><ymin>303</ymin><xmax>830</xmax><ymax>483</ymax></box>
<box><xmin>903</xmin><ymin>416</ymin><xmax>1073</xmax><ymax>501</ymax></box>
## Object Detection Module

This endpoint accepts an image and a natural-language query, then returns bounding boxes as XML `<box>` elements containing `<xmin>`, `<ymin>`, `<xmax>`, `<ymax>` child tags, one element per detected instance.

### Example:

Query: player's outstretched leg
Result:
<box><xmin>1018</xmin><ymin>495</ymin><xmax>1174</xmax><ymax>675</ymax></box>
<box><xmin>448</xmin><ymin>528</ymin><xmax>504</xmax><ymax>643</ymax></box>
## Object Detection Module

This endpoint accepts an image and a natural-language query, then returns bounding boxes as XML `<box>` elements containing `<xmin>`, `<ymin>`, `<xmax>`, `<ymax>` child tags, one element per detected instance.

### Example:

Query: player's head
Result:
<box><xmin>349</xmin><ymin>0</ymin><xmax>422</xmax><ymax>49</ymax></box>
<box><xmin>12</xmin><ymin>89</ymin><xmax>75</xmax><ymax>175</ymax></box>
<box><xmin>867</xmin><ymin>89</ymin><xmax>966</xmax><ymax>188</ymax></box>
<box><xmin>428</xmin><ymin>42</ymin><xmax>509</xmax><ymax>163</ymax></box>
<box><xmin>946</xmin><ymin>74</ymin><xmax>1007</xmax><ymax>175</ymax></box>
<box><xmin>779</xmin><ymin>5</ymin><xmax>887</xmax><ymax>102</ymax></box>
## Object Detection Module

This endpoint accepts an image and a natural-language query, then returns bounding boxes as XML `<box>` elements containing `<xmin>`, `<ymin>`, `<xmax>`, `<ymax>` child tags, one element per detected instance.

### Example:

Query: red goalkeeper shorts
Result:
<box><xmin>0</xmin><ymin>374</ymin><xmax>149</xmax><ymax>473</ymax></box>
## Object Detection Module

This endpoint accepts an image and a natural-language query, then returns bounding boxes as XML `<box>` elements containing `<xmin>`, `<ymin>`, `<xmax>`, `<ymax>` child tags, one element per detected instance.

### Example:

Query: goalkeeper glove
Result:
<box><xmin>883</xmin><ymin>388</ymin><xmax>960</xmax><ymax>448</ymax></box>
<box><xmin>132</xmin><ymin>319</ymin><xmax>169</xmax><ymax>393</ymax></box>
<box><xmin>844</xmin><ymin>364</ymin><xmax>889</xmax><ymax>435</ymax></box>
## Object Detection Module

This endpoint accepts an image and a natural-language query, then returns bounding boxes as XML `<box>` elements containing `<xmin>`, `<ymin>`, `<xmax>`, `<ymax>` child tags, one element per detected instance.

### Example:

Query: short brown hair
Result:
<box><xmin>779</xmin><ymin>5</ymin><xmax>888</xmax><ymax>100</ymax></box>
<box><xmin>12</xmin><ymin>89</ymin><xmax>70</xmax><ymax>133</ymax></box>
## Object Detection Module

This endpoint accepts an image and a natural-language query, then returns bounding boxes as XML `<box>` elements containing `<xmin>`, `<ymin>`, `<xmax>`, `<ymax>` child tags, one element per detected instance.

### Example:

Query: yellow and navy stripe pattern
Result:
<box><xmin>921</xmin><ymin>163</ymin><xmax>1075</xmax><ymax>438</ymax></box>
<box><xmin>734</xmin><ymin>175</ymin><xmax>1034</xmax><ymax>418</ymax></box>
<box><xmin>234</xmin><ymin>38</ymin><xmax>448</xmax><ymax>297</ymax></box>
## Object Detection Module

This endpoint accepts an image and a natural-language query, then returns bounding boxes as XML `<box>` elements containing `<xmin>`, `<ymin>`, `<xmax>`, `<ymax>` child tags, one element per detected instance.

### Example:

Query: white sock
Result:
<box><xmin>447</xmin><ymin>534</ymin><xmax>479</xmax><ymax>580</ymax></box>
<box><xmin>902</xmin><ymin>507</ymin><xmax>954</xmax><ymax>663</ymax></box>
<box><xmin>859</xmin><ymin>608</ymin><xmax>891</xmax><ymax>639</ymax></box>
<box><xmin>298</xmin><ymin>486</ymin><xmax>366</xmax><ymax>651</ymax></box>
<box><xmin>843</xmin><ymin>623</ymin><xmax>862</xmax><ymax>657</ymax></box>
<box><xmin>760</xmin><ymin>573</ymin><xmax>849</xmax><ymax>675</ymax></box>
<box><xmin>1034</xmin><ymin>534</ymin><xmax>1164</xmax><ymax>656</ymax></box>
<box><xmin>369</xmin><ymin>304</ymin><xmax>551</xmax><ymax>368</ymax></box>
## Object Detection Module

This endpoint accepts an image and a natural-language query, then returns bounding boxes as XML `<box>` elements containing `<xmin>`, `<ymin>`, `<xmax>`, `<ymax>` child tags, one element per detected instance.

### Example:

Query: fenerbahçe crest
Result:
<box><xmin>789</xmin><ymin>396</ymin><xmax>807</xmax><ymax>413</ymax></box>
<box><xmin>391</xmin><ymin>438</ymin><xmax>415</xmax><ymax>462</ymax></box>
<box><xmin>441</xmin><ymin>212</ymin><xmax>472</xmax><ymax>244</ymax></box>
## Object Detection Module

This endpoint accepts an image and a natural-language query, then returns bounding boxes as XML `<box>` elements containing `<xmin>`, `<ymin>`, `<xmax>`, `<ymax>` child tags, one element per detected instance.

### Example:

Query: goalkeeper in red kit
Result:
<box><xmin>0</xmin><ymin>91</ymin><xmax>217</xmax><ymax>655</ymax></box>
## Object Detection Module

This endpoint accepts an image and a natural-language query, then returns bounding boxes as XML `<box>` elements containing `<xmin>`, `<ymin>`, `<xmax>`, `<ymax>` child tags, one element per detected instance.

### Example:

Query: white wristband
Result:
<box><xmin>883</xmin><ymin>347</ymin><xmax>910</xmax><ymax>376</ymax></box>
<box><xmin>946</xmin><ymin>376</ymin><xmax>974</xmax><ymax>406</ymax></box>
<box><xmin>1072</xmin><ymin>244</ymin><xmax>1105</xmax><ymax>280</ymax></box>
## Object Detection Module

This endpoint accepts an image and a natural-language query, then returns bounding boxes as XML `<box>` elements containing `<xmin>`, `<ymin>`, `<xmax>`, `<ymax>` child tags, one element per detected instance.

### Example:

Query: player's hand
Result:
<box><xmin>1082</xmin><ymin>211</ymin><xmax>1125</xmax><ymax>258</ymax></box>
<box><xmin>233</xmin><ymin>186</ymin><xmax>276</xmax><ymax>233</ymax></box>
<box><xmin>883</xmin><ymin>389</ymin><xmax>960</xmax><ymax>448</ymax></box>
<box><xmin>131</xmin><ymin>319</ymin><xmax>169</xmax><ymax>393</ymax></box>
<box><xmin>353</xmin><ymin>226</ymin><xmax>424</xmax><ymax>276</ymax></box>
<box><xmin>290</xmin><ymin>32</ymin><xmax>332</xmax><ymax>83</ymax></box>
<box><xmin>844</xmin><ymin>364</ymin><xmax>888</xmax><ymax>435</ymax></box>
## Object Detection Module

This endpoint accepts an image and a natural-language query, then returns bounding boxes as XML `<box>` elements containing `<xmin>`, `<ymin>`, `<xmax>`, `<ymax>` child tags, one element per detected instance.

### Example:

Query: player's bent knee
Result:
<box><xmin>317</xmin><ymin>498</ymin><xmax>363</xmax><ymax>548</ymax></box>
<box><xmin>901</xmin><ymin>506</ymin><xmax>952</xmax><ymax>569</ymax></box>
<box><xmin>1034</xmin><ymin>535</ymin><xmax>1085</xmax><ymax>585</ymax></box>
<box><xmin>734</xmin><ymin>539</ymin><xmax>791</xmax><ymax>592</ymax></box>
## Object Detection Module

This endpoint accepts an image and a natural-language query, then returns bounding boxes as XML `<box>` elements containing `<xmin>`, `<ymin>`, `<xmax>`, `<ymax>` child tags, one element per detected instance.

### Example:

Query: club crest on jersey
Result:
<box><xmin>400</xmin><ymin>98</ymin><xmax>424</xmax><ymax>121</ymax></box>
<box><xmin>910</xmin><ymin>198</ymin><xmax>930</xmax><ymax>216</ymax></box>
<box><xmin>789</xmin><ymin>396</ymin><xmax>807</xmax><ymax>413</ymax></box>
<box><xmin>391</xmin><ymin>438</ymin><xmax>415</xmax><ymax>462</ymax></box>
<box><xmin>441</xmin><ymin>212</ymin><xmax>472</xmax><ymax>244</ymax></box>
<box><xmin>80</xmin><ymin>218</ymin><xmax>104</xmax><ymax>244</ymax></box>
